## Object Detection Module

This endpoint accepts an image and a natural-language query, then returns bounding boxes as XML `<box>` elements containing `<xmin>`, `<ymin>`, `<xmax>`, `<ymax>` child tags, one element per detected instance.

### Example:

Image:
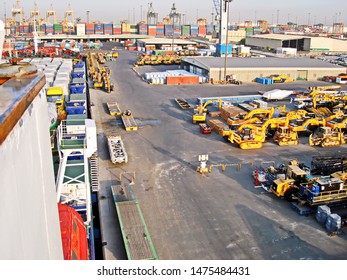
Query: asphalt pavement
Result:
<box><xmin>90</xmin><ymin>47</ymin><xmax>347</xmax><ymax>260</ymax></box>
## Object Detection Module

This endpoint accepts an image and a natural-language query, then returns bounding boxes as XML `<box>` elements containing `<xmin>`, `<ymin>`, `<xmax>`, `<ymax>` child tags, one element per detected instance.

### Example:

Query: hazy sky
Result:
<box><xmin>4</xmin><ymin>0</ymin><xmax>347</xmax><ymax>25</ymax></box>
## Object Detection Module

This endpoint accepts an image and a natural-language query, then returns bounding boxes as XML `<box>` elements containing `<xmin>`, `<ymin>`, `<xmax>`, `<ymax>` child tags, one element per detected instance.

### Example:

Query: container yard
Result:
<box><xmin>1</xmin><ymin>0</ymin><xmax>347</xmax><ymax>270</ymax></box>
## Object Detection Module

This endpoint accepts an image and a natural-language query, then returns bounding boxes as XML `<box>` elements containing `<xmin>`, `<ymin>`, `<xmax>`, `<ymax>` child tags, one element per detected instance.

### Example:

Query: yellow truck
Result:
<box><xmin>46</xmin><ymin>86</ymin><xmax>64</xmax><ymax>111</ymax></box>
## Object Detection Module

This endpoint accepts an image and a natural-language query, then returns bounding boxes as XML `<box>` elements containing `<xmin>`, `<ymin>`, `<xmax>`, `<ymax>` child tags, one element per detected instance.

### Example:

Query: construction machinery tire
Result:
<box><xmin>284</xmin><ymin>188</ymin><xmax>299</xmax><ymax>202</ymax></box>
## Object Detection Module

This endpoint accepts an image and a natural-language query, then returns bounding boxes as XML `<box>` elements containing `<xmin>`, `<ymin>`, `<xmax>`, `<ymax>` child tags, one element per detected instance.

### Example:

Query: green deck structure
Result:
<box><xmin>111</xmin><ymin>185</ymin><xmax>158</xmax><ymax>260</ymax></box>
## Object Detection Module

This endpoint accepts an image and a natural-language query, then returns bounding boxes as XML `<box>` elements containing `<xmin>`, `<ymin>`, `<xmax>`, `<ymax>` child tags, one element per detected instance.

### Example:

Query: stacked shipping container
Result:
<box><xmin>190</xmin><ymin>24</ymin><xmax>198</xmax><ymax>37</ymax></box>
<box><xmin>164</xmin><ymin>24</ymin><xmax>173</xmax><ymax>36</ymax></box>
<box><xmin>156</xmin><ymin>23</ymin><xmax>164</xmax><ymax>37</ymax></box>
<box><xmin>121</xmin><ymin>23</ymin><xmax>130</xmax><ymax>34</ymax></box>
<box><xmin>147</xmin><ymin>24</ymin><xmax>156</xmax><ymax>36</ymax></box>
<box><xmin>76</xmin><ymin>24</ymin><xmax>86</xmax><ymax>36</ymax></box>
<box><xmin>130</xmin><ymin>24</ymin><xmax>137</xmax><ymax>34</ymax></box>
<box><xmin>86</xmin><ymin>23</ymin><xmax>95</xmax><ymax>35</ymax></box>
<box><xmin>181</xmin><ymin>25</ymin><xmax>190</xmax><ymax>37</ymax></box>
<box><xmin>104</xmin><ymin>23</ymin><xmax>113</xmax><ymax>35</ymax></box>
<box><xmin>94</xmin><ymin>24</ymin><xmax>104</xmax><ymax>35</ymax></box>
<box><xmin>113</xmin><ymin>23</ymin><xmax>122</xmax><ymax>35</ymax></box>
<box><xmin>53</xmin><ymin>24</ymin><xmax>63</xmax><ymax>34</ymax></box>
<box><xmin>198</xmin><ymin>25</ymin><xmax>206</xmax><ymax>36</ymax></box>
<box><xmin>46</xmin><ymin>25</ymin><xmax>54</xmax><ymax>34</ymax></box>
<box><xmin>138</xmin><ymin>23</ymin><xmax>147</xmax><ymax>35</ymax></box>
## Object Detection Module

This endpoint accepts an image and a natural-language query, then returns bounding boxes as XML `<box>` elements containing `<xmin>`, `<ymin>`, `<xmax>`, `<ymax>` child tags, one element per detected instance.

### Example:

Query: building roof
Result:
<box><xmin>137</xmin><ymin>38</ymin><xmax>197</xmax><ymax>45</ymax></box>
<box><xmin>248</xmin><ymin>34</ymin><xmax>308</xmax><ymax>41</ymax></box>
<box><xmin>182</xmin><ymin>56</ymin><xmax>346</xmax><ymax>70</ymax></box>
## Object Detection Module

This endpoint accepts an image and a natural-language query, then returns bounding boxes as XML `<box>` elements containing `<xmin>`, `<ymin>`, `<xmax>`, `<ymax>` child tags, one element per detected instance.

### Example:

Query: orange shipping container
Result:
<box><xmin>166</xmin><ymin>76</ymin><xmax>199</xmax><ymax>85</ymax></box>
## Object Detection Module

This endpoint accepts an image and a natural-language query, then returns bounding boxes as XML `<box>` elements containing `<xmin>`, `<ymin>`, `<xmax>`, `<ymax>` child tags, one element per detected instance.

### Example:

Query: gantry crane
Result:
<box><xmin>46</xmin><ymin>4</ymin><xmax>57</xmax><ymax>24</ymax></box>
<box><xmin>64</xmin><ymin>3</ymin><xmax>74</xmax><ymax>25</ymax></box>
<box><xmin>29</xmin><ymin>2</ymin><xmax>44</xmax><ymax>27</ymax></box>
<box><xmin>63</xmin><ymin>3</ymin><xmax>74</xmax><ymax>33</ymax></box>
<box><xmin>11</xmin><ymin>0</ymin><xmax>24</xmax><ymax>25</ymax></box>
<box><xmin>147</xmin><ymin>3</ymin><xmax>158</xmax><ymax>24</ymax></box>
<box><xmin>169</xmin><ymin>3</ymin><xmax>182</xmax><ymax>27</ymax></box>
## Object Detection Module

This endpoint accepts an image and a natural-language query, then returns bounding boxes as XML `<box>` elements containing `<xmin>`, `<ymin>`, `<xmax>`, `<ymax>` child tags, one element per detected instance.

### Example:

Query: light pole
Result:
<box><xmin>140</xmin><ymin>5</ymin><xmax>143</xmax><ymax>22</ymax></box>
<box><xmin>223</xmin><ymin>0</ymin><xmax>232</xmax><ymax>84</ymax></box>
<box><xmin>86</xmin><ymin>11</ymin><xmax>90</xmax><ymax>43</ymax></box>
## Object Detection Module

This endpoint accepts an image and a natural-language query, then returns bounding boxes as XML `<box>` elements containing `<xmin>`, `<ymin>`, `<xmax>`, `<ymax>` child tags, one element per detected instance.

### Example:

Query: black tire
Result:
<box><xmin>284</xmin><ymin>188</ymin><xmax>299</xmax><ymax>202</ymax></box>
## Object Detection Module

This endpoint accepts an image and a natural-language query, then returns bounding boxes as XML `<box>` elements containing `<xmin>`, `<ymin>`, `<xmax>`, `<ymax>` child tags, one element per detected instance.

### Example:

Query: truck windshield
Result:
<box><xmin>47</xmin><ymin>95</ymin><xmax>62</xmax><ymax>102</ymax></box>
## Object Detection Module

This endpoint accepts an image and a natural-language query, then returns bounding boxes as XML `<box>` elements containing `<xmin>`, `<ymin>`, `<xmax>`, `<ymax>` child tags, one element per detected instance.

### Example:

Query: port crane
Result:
<box><xmin>46</xmin><ymin>4</ymin><xmax>57</xmax><ymax>24</ymax></box>
<box><xmin>213</xmin><ymin>0</ymin><xmax>233</xmax><ymax>56</ymax></box>
<box><xmin>168</xmin><ymin>3</ymin><xmax>182</xmax><ymax>27</ymax></box>
<box><xmin>11</xmin><ymin>0</ymin><xmax>24</xmax><ymax>25</ymax></box>
<box><xmin>147</xmin><ymin>3</ymin><xmax>158</xmax><ymax>24</ymax></box>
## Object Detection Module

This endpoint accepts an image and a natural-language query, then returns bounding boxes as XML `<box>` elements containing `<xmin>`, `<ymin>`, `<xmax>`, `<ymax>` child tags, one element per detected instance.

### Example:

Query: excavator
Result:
<box><xmin>326</xmin><ymin>117</ymin><xmax>347</xmax><ymax>130</ymax></box>
<box><xmin>192</xmin><ymin>99</ymin><xmax>223</xmax><ymax>123</ymax></box>
<box><xmin>273</xmin><ymin>126</ymin><xmax>299</xmax><ymax>146</ymax></box>
<box><xmin>285</xmin><ymin>109</ymin><xmax>310</xmax><ymax>121</ymax></box>
<box><xmin>227</xmin><ymin>117</ymin><xmax>262</xmax><ymax>129</ymax></box>
<box><xmin>228</xmin><ymin>118</ymin><xmax>288</xmax><ymax>149</ymax></box>
<box><xmin>228</xmin><ymin>105</ymin><xmax>286</xmax><ymax>126</ymax></box>
<box><xmin>309</xmin><ymin>126</ymin><xmax>345</xmax><ymax>147</ymax></box>
<box><xmin>288</xmin><ymin>117</ymin><xmax>325</xmax><ymax>134</ymax></box>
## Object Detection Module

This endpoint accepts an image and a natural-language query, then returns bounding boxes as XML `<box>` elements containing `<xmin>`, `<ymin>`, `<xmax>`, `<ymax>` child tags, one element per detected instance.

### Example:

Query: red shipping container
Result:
<box><xmin>166</xmin><ymin>76</ymin><xmax>199</xmax><ymax>85</ymax></box>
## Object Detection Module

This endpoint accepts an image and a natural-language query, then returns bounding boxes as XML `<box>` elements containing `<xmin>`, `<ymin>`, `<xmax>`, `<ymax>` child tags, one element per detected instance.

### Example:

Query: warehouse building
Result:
<box><xmin>136</xmin><ymin>38</ymin><xmax>197</xmax><ymax>52</ymax></box>
<box><xmin>181</xmin><ymin>56</ymin><xmax>347</xmax><ymax>82</ymax></box>
<box><xmin>246</xmin><ymin>34</ymin><xmax>347</xmax><ymax>52</ymax></box>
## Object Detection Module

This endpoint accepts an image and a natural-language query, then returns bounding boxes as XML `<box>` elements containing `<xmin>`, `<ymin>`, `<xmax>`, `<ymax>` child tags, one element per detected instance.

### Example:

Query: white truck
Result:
<box><xmin>107</xmin><ymin>136</ymin><xmax>128</xmax><ymax>164</ymax></box>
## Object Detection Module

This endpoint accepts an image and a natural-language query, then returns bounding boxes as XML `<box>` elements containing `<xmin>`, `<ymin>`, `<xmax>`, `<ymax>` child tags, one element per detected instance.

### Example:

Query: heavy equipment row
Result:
<box><xmin>191</xmin><ymin>96</ymin><xmax>347</xmax><ymax>149</ymax></box>
<box><xmin>136</xmin><ymin>54</ymin><xmax>181</xmax><ymax>66</ymax></box>
<box><xmin>86</xmin><ymin>52</ymin><xmax>114</xmax><ymax>93</ymax></box>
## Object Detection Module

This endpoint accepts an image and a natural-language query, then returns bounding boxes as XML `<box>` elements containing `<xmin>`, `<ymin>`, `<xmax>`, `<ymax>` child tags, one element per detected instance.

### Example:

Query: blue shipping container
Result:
<box><xmin>216</xmin><ymin>44</ymin><xmax>232</xmax><ymax>55</ymax></box>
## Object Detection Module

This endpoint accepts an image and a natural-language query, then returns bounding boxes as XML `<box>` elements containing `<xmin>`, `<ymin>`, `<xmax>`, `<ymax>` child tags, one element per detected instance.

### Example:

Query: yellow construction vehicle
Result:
<box><xmin>271</xmin><ymin>164</ymin><xmax>308</xmax><ymax>201</ymax></box>
<box><xmin>273</xmin><ymin>126</ymin><xmax>299</xmax><ymax>146</ymax></box>
<box><xmin>308</xmin><ymin>85</ymin><xmax>342</xmax><ymax>91</ymax></box>
<box><xmin>309</xmin><ymin>126</ymin><xmax>344</xmax><ymax>147</ymax></box>
<box><xmin>269</xmin><ymin>74</ymin><xmax>293</xmax><ymax>83</ymax></box>
<box><xmin>228</xmin><ymin>126</ymin><xmax>265</xmax><ymax>149</ymax></box>
<box><xmin>97</xmin><ymin>52</ymin><xmax>106</xmax><ymax>64</ymax></box>
<box><xmin>326</xmin><ymin>117</ymin><xmax>347</xmax><ymax>130</ymax></box>
<box><xmin>227</xmin><ymin>117</ymin><xmax>261</xmax><ymax>128</ymax></box>
<box><xmin>112</xmin><ymin>51</ymin><xmax>118</xmax><ymax>59</ymax></box>
<box><xmin>285</xmin><ymin>109</ymin><xmax>309</xmax><ymax>121</ymax></box>
<box><xmin>243</xmin><ymin>105</ymin><xmax>286</xmax><ymax>120</ymax></box>
<box><xmin>192</xmin><ymin>100</ymin><xmax>223</xmax><ymax>123</ymax></box>
<box><xmin>289</xmin><ymin>117</ymin><xmax>325</xmax><ymax>134</ymax></box>
<box><xmin>228</xmin><ymin>118</ymin><xmax>287</xmax><ymax>149</ymax></box>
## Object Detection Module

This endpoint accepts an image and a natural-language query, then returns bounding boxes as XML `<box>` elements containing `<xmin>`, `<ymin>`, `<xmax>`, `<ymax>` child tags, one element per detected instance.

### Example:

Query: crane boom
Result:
<box><xmin>213</xmin><ymin>0</ymin><xmax>220</xmax><ymax>16</ymax></box>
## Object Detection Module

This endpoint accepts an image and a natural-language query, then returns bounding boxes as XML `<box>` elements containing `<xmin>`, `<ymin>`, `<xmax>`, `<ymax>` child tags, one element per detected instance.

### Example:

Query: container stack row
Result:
<box><xmin>7</xmin><ymin>23</ymin><xmax>267</xmax><ymax>37</ymax></box>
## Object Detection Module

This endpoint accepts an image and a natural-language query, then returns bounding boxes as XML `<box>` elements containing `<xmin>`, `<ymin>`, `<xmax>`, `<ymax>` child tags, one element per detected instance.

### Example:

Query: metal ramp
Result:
<box><xmin>90</xmin><ymin>153</ymin><xmax>99</xmax><ymax>192</ymax></box>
